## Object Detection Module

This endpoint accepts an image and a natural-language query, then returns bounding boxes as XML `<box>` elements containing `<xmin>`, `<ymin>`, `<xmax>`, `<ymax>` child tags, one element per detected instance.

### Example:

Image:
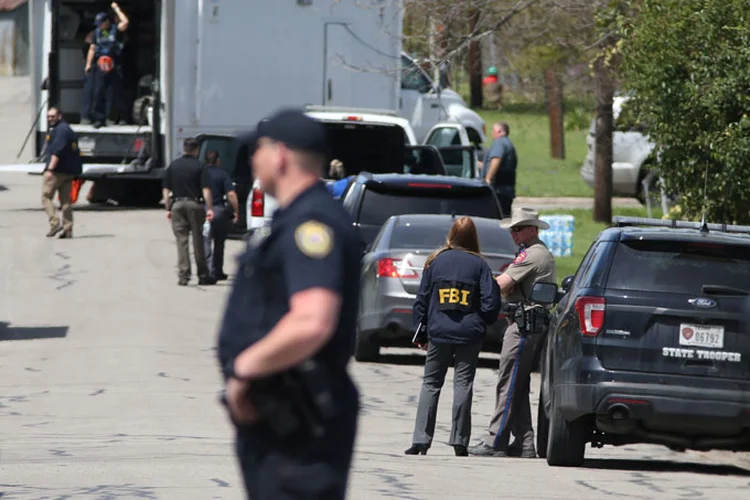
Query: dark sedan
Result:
<box><xmin>355</xmin><ymin>214</ymin><xmax>517</xmax><ymax>362</ymax></box>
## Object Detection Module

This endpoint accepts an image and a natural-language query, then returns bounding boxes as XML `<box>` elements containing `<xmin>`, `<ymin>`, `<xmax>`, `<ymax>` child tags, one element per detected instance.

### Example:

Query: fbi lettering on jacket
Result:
<box><xmin>437</xmin><ymin>282</ymin><xmax>473</xmax><ymax>311</ymax></box>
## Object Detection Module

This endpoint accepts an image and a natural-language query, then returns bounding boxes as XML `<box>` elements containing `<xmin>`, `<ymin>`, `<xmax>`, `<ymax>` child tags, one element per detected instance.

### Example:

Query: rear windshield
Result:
<box><xmin>607</xmin><ymin>240</ymin><xmax>750</xmax><ymax>295</ymax></box>
<box><xmin>390</xmin><ymin>221</ymin><xmax>515</xmax><ymax>255</ymax></box>
<box><xmin>359</xmin><ymin>189</ymin><xmax>500</xmax><ymax>226</ymax></box>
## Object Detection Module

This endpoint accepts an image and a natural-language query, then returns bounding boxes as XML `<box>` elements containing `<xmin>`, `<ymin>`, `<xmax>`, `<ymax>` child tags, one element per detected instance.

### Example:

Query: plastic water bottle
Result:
<box><xmin>202</xmin><ymin>219</ymin><xmax>211</xmax><ymax>239</ymax></box>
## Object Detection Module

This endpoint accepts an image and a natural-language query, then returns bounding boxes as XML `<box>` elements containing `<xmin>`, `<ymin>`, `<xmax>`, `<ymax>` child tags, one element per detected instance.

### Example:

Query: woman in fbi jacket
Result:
<box><xmin>406</xmin><ymin>216</ymin><xmax>501</xmax><ymax>457</ymax></box>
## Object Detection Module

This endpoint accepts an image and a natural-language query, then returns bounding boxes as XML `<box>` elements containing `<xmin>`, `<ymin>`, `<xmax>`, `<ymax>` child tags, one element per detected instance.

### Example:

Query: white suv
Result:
<box><xmin>580</xmin><ymin>96</ymin><xmax>655</xmax><ymax>200</ymax></box>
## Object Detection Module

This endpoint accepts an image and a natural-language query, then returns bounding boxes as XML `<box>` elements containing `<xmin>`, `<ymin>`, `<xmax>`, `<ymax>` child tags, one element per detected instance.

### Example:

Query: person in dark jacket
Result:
<box><xmin>405</xmin><ymin>216</ymin><xmax>501</xmax><ymax>457</ymax></box>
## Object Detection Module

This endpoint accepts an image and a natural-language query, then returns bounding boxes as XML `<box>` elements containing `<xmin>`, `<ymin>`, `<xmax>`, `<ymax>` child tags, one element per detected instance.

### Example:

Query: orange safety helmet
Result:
<box><xmin>97</xmin><ymin>55</ymin><xmax>114</xmax><ymax>73</ymax></box>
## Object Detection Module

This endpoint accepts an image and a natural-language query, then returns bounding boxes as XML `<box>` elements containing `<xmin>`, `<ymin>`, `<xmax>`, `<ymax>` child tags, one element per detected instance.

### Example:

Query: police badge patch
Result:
<box><xmin>513</xmin><ymin>249</ymin><xmax>527</xmax><ymax>265</ymax></box>
<box><xmin>294</xmin><ymin>220</ymin><xmax>333</xmax><ymax>259</ymax></box>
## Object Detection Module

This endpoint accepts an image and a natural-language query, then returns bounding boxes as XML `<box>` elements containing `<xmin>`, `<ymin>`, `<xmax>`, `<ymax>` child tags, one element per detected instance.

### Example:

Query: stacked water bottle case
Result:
<box><xmin>538</xmin><ymin>215</ymin><xmax>574</xmax><ymax>257</ymax></box>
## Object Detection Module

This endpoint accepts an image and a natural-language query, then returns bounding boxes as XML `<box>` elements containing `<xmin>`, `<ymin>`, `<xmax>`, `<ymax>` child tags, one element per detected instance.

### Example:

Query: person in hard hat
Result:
<box><xmin>85</xmin><ymin>3</ymin><xmax>130</xmax><ymax>128</ymax></box>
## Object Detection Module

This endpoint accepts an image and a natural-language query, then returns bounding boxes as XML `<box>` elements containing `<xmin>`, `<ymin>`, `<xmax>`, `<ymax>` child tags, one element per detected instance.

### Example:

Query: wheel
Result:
<box><xmin>354</xmin><ymin>330</ymin><xmax>380</xmax><ymax>362</ymax></box>
<box><xmin>536</xmin><ymin>391</ymin><xmax>550</xmax><ymax>459</ymax></box>
<box><xmin>546</xmin><ymin>396</ymin><xmax>587</xmax><ymax>467</ymax></box>
<box><xmin>132</xmin><ymin>95</ymin><xmax>152</xmax><ymax>125</ymax></box>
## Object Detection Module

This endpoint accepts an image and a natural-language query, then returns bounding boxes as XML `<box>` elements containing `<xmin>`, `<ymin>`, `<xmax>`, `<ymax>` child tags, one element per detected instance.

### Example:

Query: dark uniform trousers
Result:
<box><xmin>412</xmin><ymin>341</ymin><xmax>483</xmax><ymax>447</ymax></box>
<box><xmin>204</xmin><ymin>204</ymin><xmax>230</xmax><ymax>277</ymax></box>
<box><xmin>170</xmin><ymin>200</ymin><xmax>210</xmax><ymax>280</ymax></box>
<box><xmin>235</xmin><ymin>383</ymin><xmax>359</xmax><ymax>500</ymax></box>
<box><xmin>482</xmin><ymin>321</ymin><xmax>542</xmax><ymax>449</ymax></box>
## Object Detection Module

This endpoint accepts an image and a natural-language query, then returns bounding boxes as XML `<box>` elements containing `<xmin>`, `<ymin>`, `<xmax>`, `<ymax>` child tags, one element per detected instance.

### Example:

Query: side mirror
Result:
<box><xmin>530</xmin><ymin>281</ymin><xmax>559</xmax><ymax>305</ymax></box>
<box><xmin>561</xmin><ymin>275</ymin><xmax>575</xmax><ymax>293</ymax></box>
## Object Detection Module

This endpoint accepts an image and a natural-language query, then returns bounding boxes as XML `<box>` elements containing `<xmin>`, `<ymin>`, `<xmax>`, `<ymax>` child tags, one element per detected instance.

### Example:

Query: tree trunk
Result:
<box><xmin>545</xmin><ymin>66</ymin><xmax>565</xmax><ymax>159</ymax></box>
<box><xmin>593</xmin><ymin>56</ymin><xmax>614</xmax><ymax>224</ymax></box>
<box><xmin>467</xmin><ymin>6</ymin><xmax>482</xmax><ymax>108</ymax></box>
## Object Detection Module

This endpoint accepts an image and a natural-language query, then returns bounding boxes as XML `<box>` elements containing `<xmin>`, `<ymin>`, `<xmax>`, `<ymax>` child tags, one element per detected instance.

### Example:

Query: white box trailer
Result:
<box><xmin>12</xmin><ymin>0</ymin><xmax>404</xmax><ymax>210</ymax></box>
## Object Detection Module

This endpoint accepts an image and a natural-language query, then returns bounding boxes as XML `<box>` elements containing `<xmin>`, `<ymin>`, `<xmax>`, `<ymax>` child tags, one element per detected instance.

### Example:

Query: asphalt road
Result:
<box><xmin>1</xmin><ymin>171</ymin><xmax>750</xmax><ymax>499</ymax></box>
<box><xmin>2</xmin><ymin>75</ymin><xmax>750</xmax><ymax>499</ymax></box>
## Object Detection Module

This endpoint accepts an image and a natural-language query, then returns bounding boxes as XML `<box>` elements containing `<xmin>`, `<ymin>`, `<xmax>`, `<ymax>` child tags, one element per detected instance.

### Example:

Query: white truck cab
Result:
<box><xmin>246</xmin><ymin>108</ymin><xmax>479</xmax><ymax>232</ymax></box>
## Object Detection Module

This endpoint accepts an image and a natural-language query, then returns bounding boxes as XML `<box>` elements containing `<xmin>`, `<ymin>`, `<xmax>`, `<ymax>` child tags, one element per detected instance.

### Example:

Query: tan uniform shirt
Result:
<box><xmin>503</xmin><ymin>238</ymin><xmax>557</xmax><ymax>303</ymax></box>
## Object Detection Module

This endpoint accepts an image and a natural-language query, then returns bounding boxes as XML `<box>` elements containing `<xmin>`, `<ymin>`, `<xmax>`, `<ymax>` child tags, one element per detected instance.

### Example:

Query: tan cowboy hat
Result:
<box><xmin>499</xmin><ymin>207</ymin><xmax>550</xmax><ymax>230</ymax></box>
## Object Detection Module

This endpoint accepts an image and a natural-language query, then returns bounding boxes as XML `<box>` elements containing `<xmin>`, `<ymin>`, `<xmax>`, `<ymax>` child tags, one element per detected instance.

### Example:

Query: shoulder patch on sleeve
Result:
<box><xmin>513</xmin><ymin>249</ymin><xmax>527</xmax><ymax>265</ymax></box>
<box><xmin>294</xmin><ymin>220</ymin><xmax>334</xmax><ymax>259</ymax></box>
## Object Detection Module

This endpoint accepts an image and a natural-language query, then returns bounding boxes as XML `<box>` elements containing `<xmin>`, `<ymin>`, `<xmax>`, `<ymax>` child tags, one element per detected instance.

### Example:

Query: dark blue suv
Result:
<box><xmin>535</xmin><ymin>217</ymin><xmax>750</xmax><ymax>467</ymax></box>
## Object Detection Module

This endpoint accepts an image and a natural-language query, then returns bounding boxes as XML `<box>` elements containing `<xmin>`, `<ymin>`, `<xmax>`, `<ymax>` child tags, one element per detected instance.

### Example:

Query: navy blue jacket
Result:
<box><xmin>45</xmin><ymin>120</ymin><xmax>83</xmax><ymax>176</ymax></box>
<box><xmin>413</xmin><ymin>248</ymin><xmax>501</xmax><ymax>344</ymax></box>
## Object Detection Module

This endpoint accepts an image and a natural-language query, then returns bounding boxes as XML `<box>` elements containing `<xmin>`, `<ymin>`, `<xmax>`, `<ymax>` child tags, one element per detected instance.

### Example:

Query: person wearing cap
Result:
<box><xmin>216</xmin><ymin>108</ymin><xmax>362</xmax><ymax>499</ymax></box>
<box><xmin>468</xmin><ymin>207</ymin><xmax>556</xmax><ymax>459</ymax></box>
<box><xmin>162</xmin><ymin>137</ymin><xmax>216</xmax><ymax>286</ymax></box>
<box><xmin>85</xmin><ymin>3</ymin><xmax>129</xmax><ymax>128</ymax></box>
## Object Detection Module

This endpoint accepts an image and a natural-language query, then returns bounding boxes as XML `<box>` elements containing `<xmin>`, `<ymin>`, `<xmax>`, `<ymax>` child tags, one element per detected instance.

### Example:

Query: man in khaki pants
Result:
<box><xmin>42</xmin><ymin>107</ymin><xmax>83</xmax><ymax>238</ymax></box>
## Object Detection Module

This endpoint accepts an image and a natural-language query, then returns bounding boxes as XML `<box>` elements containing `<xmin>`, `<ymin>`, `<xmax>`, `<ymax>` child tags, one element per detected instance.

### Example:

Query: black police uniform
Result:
<box><xmin>204</xmin><ymin>164</ymin><xmax>235</xmax><ymax>278</ymax></box>
<box><xmin>162</xmin><ymin>155</ymin><xmax>213</xmax><ymax>284</ymax></box>
<box><xmin>217</xmin><ymin>182</ymin><xmax>361</xmax><ymax>499</ymax></box>
<box><xmin>407</xmin><ymin>247</ymin><xmax>501</xmax><ymax>455</ymax></box>
<box><xmin>42</xmin><ymin>118</ymin><xmax>83</xmax><ymax>236</ymax></box>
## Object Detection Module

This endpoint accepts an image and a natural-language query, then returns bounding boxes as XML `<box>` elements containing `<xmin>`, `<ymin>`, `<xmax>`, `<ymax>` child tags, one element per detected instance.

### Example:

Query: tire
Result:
<box><xmin>536</xmin><ymin>391</ymin><xmax>550</xmax><ymax>459</ymax></box>
<box><xmin>132</xmin><ymin>95</ymin><xmax>152</xmax><ymax>125</ymax></box>
<box><xmin>546</xmin><ymin>397</ymin><xmax>587</xmax><ymax>467</ymax></box>
<box><xmin>354</xmin><ymin>331</ymin><xmax>380</xmax><ymax>362</ymax></box>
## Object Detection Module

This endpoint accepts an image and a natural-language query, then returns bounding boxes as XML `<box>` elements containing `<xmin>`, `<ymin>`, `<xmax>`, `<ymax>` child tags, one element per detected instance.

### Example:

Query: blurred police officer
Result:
<box><xmin>203</xmin><ymin>149</ymin><xmax>239</xmax><ymax>281</ymax></box>
<box><xmin>468</xmin><ymin>207</ymin><xmax>556</xmax><ymax>458</ymax></box>
<box><xmin>406</xmin><ymin>216</ymin><xmax>500</xmax><ymax>457</ymax></box>
<box><xmin>216</xmin><ymin>108</ymin><xmax>361</xmax><ymax>499</ymax></box>
<box><xmin>42</xmin><ymin>107</ymin><xmax>82</xmax><ymax>239</ymax></box>
<box><xmin>483</xmin><ymin>122</ymin><xmax>517</xmax><ymax>216</ymax></box>
<box><xmin>162</xmin><ymin>138</ymin><xmax>216</xmax><ymax>286</ymax></box>
<box><xmin>85</xmin><ymin>3</ymin><xmax>129</xmax><ymax>128</ymax></box>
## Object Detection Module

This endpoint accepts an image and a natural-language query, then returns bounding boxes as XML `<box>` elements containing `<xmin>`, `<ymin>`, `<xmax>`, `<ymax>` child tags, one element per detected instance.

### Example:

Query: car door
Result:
<box><xmin>424</xmin><ymin>123</ymin><xmax>477</xmax><ymax>178</ymax></box>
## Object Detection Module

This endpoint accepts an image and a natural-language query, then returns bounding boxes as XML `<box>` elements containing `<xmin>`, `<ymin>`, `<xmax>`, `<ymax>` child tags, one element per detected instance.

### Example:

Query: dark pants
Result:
<box><xmin>170</xmin><ymin>200</ymin><xmax>210</xmax><ymax>281</ymax></box>
<box><xmin>81</xmin><ymin>71</ymin><xmax>95</xmax><ymax>121</ymax></box>
<box><xmin>235</xmin><ymin>388</ymin><xmax>359</xmax><ymax>500</ymax></box>
<box><xmin>481</xmin><ymin>322</ymin><xmax>542</xmax><ymax>450</ymax></box>
<box><xmin>203</xmin><ymin>204</ymin><xmax>230</xmax><ymax>277</ymax></box>
<box><xmin>494</xmin><ymin>189</ymin><xmax>514</xmax><ymax>218</ymax></box>
<box><xmin>411</xmin><ymin>341</ymin><xmax>483</xmax><ymax>447</ymax></box>
<box><xmin>92</xmin><ymin>65</ymin><xmax>128</xmax><ymax>124</ymax></box>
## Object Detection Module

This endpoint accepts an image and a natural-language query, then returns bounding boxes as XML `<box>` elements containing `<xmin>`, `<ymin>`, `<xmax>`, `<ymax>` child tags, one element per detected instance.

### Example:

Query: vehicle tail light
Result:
<box><xmin>377</xmin><ymin>258</ymin><xmax>418</xmax><ymax>279</ymax></box>
<box><xmin>344</xmin><ymin>115</ymin><xmax>363</xmax><ymax>121</ymax></box>
<box><xmin>575</xmin><ymin>296</ymin><xmax>606</xmax><ymax>337</ymax></box>
<box><xmin>250</xmin><ymin>188</ymin><xmax>264</xmax><ymax>217</ymax></box>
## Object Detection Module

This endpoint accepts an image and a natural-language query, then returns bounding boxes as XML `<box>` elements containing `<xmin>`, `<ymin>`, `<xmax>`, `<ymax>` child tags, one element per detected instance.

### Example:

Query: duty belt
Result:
<box><xmin>173</xmin><ymin>197</ymin><xmax>201</xmax><ymax>202</ymax></box>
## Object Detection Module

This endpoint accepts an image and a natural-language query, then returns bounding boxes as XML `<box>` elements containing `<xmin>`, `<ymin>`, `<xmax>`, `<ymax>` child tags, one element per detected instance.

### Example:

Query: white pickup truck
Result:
<box><xmin>246</xmin><ymin>106</ymin><xmax>481</xmax><ymax>233</ymax></box>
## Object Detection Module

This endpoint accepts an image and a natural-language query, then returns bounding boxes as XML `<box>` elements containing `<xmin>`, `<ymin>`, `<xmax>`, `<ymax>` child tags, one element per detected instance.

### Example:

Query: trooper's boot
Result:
<box><xmin>507</xmin><ymin>439</ymin><xmax>537</xmax><ymax>458</ymax></box>
<box><xmin>467</xmin><ymin>442</ymin><xmax>508</xmax><ymax>457</ymax></box>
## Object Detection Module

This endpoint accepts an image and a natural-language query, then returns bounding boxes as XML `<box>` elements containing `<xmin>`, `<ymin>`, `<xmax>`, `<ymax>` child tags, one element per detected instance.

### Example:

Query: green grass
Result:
<box><xmin>538</xmin><ymin>206</ymin><xmax>663</xmax><ymax>284</ymax></box>
<box><xmin>476</xmin><ymin>102</ymin><xmax>595</xmax><ymax>198</ymax></box>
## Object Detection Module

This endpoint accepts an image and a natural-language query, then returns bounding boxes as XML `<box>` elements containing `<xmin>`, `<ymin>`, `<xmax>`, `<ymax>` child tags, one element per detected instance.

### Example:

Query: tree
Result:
<box><xmin>621</xmin><ymin>0</ymin><xmax>750</xmax><ymax>224</ymax></box>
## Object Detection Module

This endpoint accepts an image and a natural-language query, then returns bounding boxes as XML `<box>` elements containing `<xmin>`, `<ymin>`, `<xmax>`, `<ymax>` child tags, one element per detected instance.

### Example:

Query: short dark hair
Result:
<box><xmin>206</xmin><ymin>149</ymin><xmax>219</xmax><ymax>164</ymax></box>
<box><xmin>499</xmin><ymin>122</ymin><xmax>510</xmax><ymax>135</ymax></box>
<box><xmin>183</xmin><ymin>138</ymin><xmax>200</xmax><ymax>153</ymax></box>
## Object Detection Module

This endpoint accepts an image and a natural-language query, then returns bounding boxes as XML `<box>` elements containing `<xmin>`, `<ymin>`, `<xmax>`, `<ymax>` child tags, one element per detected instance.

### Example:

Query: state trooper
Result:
<box><xmin>216</xmin><ymin>108</ymin><xmax>361</xmax><ymax>499</ymax></box>
<box><xmin>468</xmin><ymin>207</ymin><xmax>556</xmax><ymax>458</ymax></box>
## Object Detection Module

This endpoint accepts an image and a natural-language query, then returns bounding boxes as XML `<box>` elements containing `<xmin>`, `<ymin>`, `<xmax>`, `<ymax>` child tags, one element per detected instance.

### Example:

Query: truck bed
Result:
<box><xmin>71</xmin><ymin>124</ymin><xmax>153</xmax><ymax>134</ymax></box>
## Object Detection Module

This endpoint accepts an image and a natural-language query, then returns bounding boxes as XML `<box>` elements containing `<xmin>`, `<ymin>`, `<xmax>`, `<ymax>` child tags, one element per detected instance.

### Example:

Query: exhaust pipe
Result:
<box><xmin>607</xmin><ymin>404</ymin><xmax>631</xmax><ymax>421</ymax></box>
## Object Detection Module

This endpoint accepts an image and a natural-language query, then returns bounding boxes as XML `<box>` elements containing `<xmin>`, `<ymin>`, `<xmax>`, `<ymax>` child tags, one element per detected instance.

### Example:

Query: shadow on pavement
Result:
<box><xmin>0</xmin><ymin>184</ymin><xmax>8</xmax><ymax>191</ymax></box>
<box><xmin>583</xmin><ymin>458</ymin><xmax>750</xmax><ymax>476</ymax></box>
<box><xmin>0</xmin><ymin>322</ymin><xmax>69</xmax><ymax>341</ymax></box>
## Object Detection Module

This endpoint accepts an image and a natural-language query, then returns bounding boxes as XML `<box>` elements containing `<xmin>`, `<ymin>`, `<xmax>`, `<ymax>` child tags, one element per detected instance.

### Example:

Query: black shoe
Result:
<box><xmin>58</xmin><ymin>230</ymin><xmax>73</xmax><ymax>239</ymax></box>
<box><xmin>467</xmin><ymin>443</ymin><xmax>507</xmax><ymax>457</ymax></box>
<box><xmin>93</xmin><ymin>121</ymin><xmax>104</xmax><ymax>129</ymax></box>
<box><xmin>216</xmin><ymin>273</ymin><xmax>229</xmax><ymax>281</ymax></box>
<box><xmin>453</xmin><ymin>445</ymin><xmax>468</xmax><ymax>457</ymax></box>
<box><xmin>198</xmin><ymin>276</ymin><xmax>217</xmax><ymax>285</ymax></box>
<box><xmin>46</xmin><ymin>225</ymin><xmax>63</xmax><ymax>237</ymax></box>
<box><xmin>404</xmin><ymin>444</ymin><xmax>429</xmax><ymax>455</ymax></box>
<box><xmin>178</xmin><ymin>279</ymin><xmax>188</xmax><ymax>286</ymax></box>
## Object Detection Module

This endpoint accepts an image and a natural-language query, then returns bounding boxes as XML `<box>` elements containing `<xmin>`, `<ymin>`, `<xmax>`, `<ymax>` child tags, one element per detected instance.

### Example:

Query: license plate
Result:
<box><xmin>679</xmin><ymin>323</ymin><xmax>724</xmax><ymax>349</ymax></box>
<box><xmin>78</xmin><ymin>137</ymin><xmax>96</xmax><ymax>154</ymax></box>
